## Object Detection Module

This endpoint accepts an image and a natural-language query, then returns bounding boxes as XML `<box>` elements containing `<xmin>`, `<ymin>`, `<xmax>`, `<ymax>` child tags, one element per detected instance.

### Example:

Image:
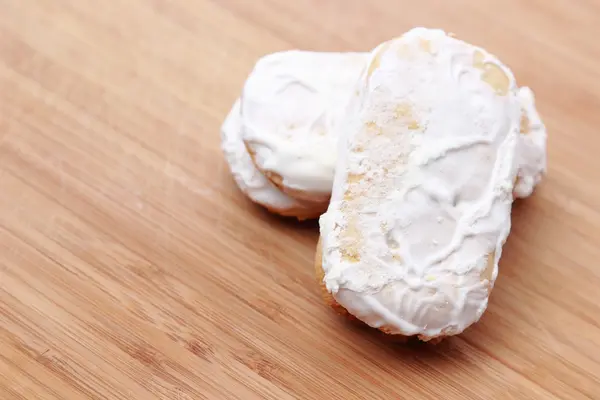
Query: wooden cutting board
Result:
<box><xmin>1</xmin><ymin>1</ymin><xmax>599</xmax><ymax>398</ymax></box>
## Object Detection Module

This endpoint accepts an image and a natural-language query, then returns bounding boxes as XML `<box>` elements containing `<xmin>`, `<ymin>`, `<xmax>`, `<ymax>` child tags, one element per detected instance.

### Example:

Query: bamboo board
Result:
<box><xmin>1</xmin><ymin>1</ymin><xmax>599</xmax><ymax>398</ymax></box>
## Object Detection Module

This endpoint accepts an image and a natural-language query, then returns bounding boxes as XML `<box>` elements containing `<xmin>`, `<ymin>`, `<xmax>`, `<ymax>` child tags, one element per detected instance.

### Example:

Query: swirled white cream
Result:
<box><xmin>241</xmin><ymin>50</ymin><xmax>367</xmax><ymax>202</ymax></box>
<box><xmin>514</xmin><ymin>87</ymin><xmax>547</xmax><ymax>198</ymax></box>
<box><xmin>319</xmin><ymin>28</ymin><xmax>522</xmax><ymax>340</ymax></box>
<box><xmin>221</xmin><ymin>99</ymin><xmax>316</xmax><ymax>216</ymax></box>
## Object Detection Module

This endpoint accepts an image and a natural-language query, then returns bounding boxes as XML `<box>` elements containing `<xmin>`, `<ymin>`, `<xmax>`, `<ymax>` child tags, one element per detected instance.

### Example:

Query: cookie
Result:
<box><xmin>318</xmin><ymin>27</ymin><xmax>525</xmax><ymax>342</ymax></box>
<box><xmin>240</xmin><ymin>50</ymin><xmax>367</xmax><ymax>204</ymax></box>
<box><xmin>220</xmin><ymin>99</ymin><xmax>324</xmax><ymax>220</ymax></box>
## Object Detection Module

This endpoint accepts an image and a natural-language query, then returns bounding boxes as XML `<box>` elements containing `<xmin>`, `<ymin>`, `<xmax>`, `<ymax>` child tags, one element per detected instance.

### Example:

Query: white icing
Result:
<box><xmin>319</xmin><ymin>27</ymin><xmax>523</xmax><ymax>339</ymax></box>
<box><xmin>240</xmin><ymin>50</ymin><xmax>367</xmax><ymax>201</ymax></box>
<box><xmin>231</xmin><ymin>49</ymin><xmax>545</xmax><ymax>205</ymax></box>
<box><xmin>514</xmin><ymin>86</ymin><xmax>547</xmax><ymax>198</ymax></box>
<box><xmin>220</xmin><ymin>99</ymin><xmax>313</xmax><ymax>214</ymax></box>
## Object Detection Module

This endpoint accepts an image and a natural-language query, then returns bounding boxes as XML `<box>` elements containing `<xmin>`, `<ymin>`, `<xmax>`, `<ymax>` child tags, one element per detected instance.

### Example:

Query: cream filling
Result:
<box><xmin>319</xmin><ymin>27</ymin><xmax>523</xmax><ymax>339</ymax></box>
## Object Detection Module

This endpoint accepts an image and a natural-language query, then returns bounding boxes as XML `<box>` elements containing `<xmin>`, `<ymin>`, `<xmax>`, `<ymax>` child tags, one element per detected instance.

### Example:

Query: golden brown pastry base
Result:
<box><xmin>315</xmin><ymin>237</ymin><xmax>444</xmax><ymax>344</ymax></box>
<box><xmin>263</xmin><ymin>203</ymin><xmax>324</xmax><ymax>221</ymax></box>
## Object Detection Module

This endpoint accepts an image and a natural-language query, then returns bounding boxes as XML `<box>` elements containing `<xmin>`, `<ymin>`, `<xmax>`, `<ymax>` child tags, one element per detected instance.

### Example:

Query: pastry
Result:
<box><xmin>240</xmin><ymin>50</ymin><xmax>367</xmax><ymax>205</ymax></box>
<box><xmin>221</xmin><ymin>99</ymin><xmax>323</xmax><ymax>220</ymax></box>
<box><xmin>317</xmin><ymin>27</ymin><xmax>528</xmax><ymax>342</ymax></box>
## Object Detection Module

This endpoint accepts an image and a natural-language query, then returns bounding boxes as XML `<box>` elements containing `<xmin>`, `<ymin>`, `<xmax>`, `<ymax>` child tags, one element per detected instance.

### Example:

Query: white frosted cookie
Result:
<box><xmin>225</xmin><ymin>49</ymin><xmax>544</xmax><ymax>210</ymax></box>
<box><xmin>220</xmin><ymin>100</ymin><xmax>323</xmax><ymax>220</ymax></box>
<box><xmin>514</xmin><ymin>86</ymin><xmax>547</xmax><ymax>198</ymax></box>
<box><xmin>318</xmin><ymin>27</ymin><xmax>524</xmax><ymax>341</ymax></box>
<box><xmin>241</xmin><ymin>50</ymin><xmax>367</xmax><ymax>203</ymax></box>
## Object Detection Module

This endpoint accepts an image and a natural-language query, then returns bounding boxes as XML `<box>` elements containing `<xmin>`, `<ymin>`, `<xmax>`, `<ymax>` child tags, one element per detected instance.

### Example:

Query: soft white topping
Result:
<box><xmin>241</xmin><ymin>50</ymin><xmax>367</xmax><ymax>200</ymax></box>
<box><xmin>319</xmin><ymin>27</ymin><xmax>522</xmax><ymax>339</ymax></box>
<box><xmin>220</xmin><ymin>99</ymin><xmax>309</xmax><ymax>213</ymax></box>
<box><xmin>514</xmin><ymin>86</ymin><xmax>548</xmax><ymax>198</ymax></box>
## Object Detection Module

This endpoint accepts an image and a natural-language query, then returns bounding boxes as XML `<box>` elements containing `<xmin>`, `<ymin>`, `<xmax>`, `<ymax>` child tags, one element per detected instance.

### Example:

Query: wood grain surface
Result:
<box><xmin>1</xmin><ymin>0</ymin><xmax>599</xmax><ymax>399</ymax></box>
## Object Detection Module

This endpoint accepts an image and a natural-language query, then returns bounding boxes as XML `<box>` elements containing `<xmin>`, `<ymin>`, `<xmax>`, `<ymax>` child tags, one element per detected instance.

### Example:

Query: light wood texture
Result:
<box><xmin>1</xmin><ymin>1</ymin><xmax>599</xmax><ymax>398</ymax></box>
